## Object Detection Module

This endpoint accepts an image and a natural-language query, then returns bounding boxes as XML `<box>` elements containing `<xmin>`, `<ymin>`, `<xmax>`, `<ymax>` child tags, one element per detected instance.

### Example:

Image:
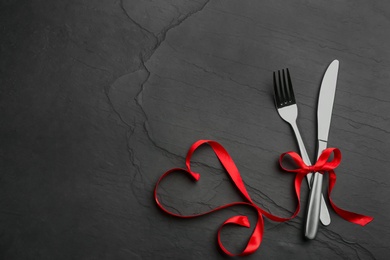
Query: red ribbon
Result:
<box><xmin>154</xmin><ymin>140</ymin><xmax>373</xmax><ymax>256</ymax></box>
<box><xmin>280</xmin><ymin>148</ymin><xmax>373</xmax><ymax>226</ymax></box>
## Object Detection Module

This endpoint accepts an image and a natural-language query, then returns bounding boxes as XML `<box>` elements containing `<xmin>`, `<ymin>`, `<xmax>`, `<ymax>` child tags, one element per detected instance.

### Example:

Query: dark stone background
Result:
<box><xmin>1</xmin><ymin>0</ymin><xmax>389</xmax><ymax>259</ymax></box>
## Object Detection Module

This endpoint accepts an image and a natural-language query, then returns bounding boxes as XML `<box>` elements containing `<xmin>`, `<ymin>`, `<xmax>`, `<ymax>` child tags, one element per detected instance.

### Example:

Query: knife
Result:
<box><xmin>305</xmin><ymin>60</ymin><xmax>339</xmax><ymax>239</ymax></box>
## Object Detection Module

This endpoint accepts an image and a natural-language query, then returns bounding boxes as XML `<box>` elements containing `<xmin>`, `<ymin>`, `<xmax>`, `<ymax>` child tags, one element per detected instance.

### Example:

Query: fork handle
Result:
<box><xmin>290</xmin><ymin>122</ymin><xmax>331</xmax><ymax>226</ymax></box>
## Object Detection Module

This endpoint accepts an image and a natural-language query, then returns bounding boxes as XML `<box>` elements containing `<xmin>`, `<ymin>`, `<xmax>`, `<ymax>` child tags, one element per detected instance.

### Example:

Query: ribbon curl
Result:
<box><xmin>154</xmin><ymin>140</ymin><xmax>373</xmax><ymax>256</ymax></box>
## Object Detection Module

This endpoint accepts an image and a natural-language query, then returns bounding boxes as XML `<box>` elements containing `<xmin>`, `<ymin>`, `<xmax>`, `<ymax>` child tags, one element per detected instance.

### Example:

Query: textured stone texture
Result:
<box><xmin>1</xmin><ymin>0</ymin><xmax>389</xmax><ymax>259</ymax></box>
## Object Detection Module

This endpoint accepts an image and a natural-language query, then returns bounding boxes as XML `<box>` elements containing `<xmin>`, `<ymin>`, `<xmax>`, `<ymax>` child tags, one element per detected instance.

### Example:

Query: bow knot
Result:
<box><xmin>307</xmin><ymin>166</ymin><xmax>318</xmax><ymax>173</ymax></box>
<box><xmin>279</xmin><ymin>147</ymin><xmax>342</xmax><ymax>175</ymax></box>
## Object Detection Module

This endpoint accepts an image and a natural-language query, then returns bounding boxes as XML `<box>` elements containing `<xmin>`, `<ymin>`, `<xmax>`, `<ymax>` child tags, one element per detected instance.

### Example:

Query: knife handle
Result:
<box><xmin>305</xmin><ymin>172</ymin><xmax>323</xmax><ymax>239</ymax></box>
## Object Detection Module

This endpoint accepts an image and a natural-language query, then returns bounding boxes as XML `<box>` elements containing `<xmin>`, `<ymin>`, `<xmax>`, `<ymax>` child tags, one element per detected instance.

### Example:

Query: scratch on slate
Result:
<box><xmin>108</xmin><ymin>0</ymin><xmax>212</xmax><ymax>144</ymax></box>
<box><xmin>320</xmin><ymin>229</ymin><xmax>376</xmax><ymax>260</ymax></box>
<box><xmin>103</xmin><ymin>1</ymin><xmax>213</xmax><ymax>205</ymax></box>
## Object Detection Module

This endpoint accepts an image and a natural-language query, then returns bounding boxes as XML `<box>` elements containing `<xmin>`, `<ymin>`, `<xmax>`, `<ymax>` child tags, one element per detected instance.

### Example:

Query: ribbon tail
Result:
<box><xmin>242</xmin><ymin>210</ymin><xmax>263</xmax><ymax>256</ymax></box>
<box><xmin>328</xmin><ymin>171</ymin><xmax>374</xmax><ymax>226</ymax></box>
<box><xmin>217</xmin><ymin>208</ymin><xmax>264</xmax><ymax>256</ymax></box>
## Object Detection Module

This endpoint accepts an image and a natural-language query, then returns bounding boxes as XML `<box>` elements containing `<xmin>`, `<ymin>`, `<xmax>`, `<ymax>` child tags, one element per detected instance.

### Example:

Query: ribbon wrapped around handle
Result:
<box><xmin>280</xmin><ymin>148</ymin><xmax>374</xmax><ymax>226</ymax></box>
<box><xmin>154</xmin><ymin>140</ymin><xmax>373</xmax><ymax>256</ymax></box>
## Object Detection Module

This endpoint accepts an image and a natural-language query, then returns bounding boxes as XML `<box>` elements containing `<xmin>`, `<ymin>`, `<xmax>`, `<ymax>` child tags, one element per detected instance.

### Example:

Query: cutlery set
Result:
<box><xmin>273</xmin><ymin>60</ymin><xmax>339</xmax><ymax>239</ymax></box>
<box><xmin>155</xmin><ymin>59</ymin><xmax>373</xmax><ymax>256</ymax></box>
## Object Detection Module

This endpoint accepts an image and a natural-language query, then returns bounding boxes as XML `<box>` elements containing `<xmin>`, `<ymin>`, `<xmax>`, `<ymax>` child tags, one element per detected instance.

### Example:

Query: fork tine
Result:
<box><xmin>273</xmin><ymin>72</ymin><xmax>278</xmax><ymax>105</ymax></box>
<box><xmin>273</xmin><ymin>72</ymin><xmax>282</xmax><ymax>106</ymax></box>
<box><xmin>278</xmin><ymin>70</ymin><xmax>285</xmax><ymax>103</ymax></box>
<box><xmin>282</xmin><ymin>69</ymin><xmax>290</xmax><ymax>103</ymax></box>
<box><xmin>286</xmin><ymin>69</ymin><xmax>295</xmax><ymax>103</ymax></box>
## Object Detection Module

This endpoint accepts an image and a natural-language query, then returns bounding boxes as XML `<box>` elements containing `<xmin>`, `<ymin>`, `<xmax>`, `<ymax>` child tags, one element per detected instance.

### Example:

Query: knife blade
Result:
<box><xmin>305</xmin><ymin>59</ymin><xmax>339</xmax><ymax>239</ymax></box>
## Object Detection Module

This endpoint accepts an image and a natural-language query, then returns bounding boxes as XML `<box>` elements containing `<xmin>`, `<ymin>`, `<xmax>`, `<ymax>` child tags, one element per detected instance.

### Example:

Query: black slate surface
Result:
<box><xmin>1</xmin><ymin>0</ymin><xmax>389</xmax><ymax>259</ymax></box>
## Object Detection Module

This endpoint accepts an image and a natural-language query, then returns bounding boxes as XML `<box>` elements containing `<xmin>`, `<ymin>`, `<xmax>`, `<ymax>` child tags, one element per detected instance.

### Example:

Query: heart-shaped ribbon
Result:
<box><xmin>154</xmin><ymin>140</ymin><xmax>373</xmax><ymax>256</ymax></box>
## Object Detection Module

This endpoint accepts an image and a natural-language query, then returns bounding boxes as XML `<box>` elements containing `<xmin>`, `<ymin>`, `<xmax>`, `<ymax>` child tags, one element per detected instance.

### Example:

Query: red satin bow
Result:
<box><xmin>280</xmin><ymin>148</ymin><xmax>373</xmax><ymax>226</ymax></box>
<box><xmin>154</xmin><ymin>140</ymin><xmax>373</xmax><ymax>256</ymax></box>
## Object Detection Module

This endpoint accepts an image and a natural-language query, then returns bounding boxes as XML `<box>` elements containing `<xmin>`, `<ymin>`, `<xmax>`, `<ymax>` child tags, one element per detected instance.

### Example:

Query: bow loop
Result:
<box><xmin>317</xmin><ymin>147</ymin><xmax>342</xmax><ymax>171</ymax></box>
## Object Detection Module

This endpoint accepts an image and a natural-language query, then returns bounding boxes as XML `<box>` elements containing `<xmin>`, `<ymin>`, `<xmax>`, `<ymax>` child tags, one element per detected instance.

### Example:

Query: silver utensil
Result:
<box><xmin>305</xmin><ymin>60</ymin><xmax>339</xmax><ymax>239</ymax></box>
<box><xmin>273</xmin><ymin>69</ymin><xmax>331</xmax><ymax>226</ymax></box>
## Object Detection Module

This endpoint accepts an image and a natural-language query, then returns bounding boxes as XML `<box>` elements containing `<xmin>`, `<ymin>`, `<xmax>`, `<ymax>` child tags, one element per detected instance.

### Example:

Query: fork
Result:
<box><xmin>273</xmin><ymin>69</ymin><xmax>331</xmax><ymax>226</ymax></box>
